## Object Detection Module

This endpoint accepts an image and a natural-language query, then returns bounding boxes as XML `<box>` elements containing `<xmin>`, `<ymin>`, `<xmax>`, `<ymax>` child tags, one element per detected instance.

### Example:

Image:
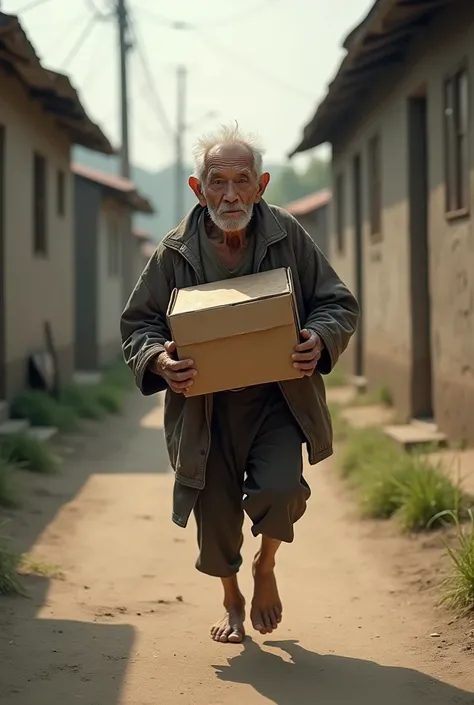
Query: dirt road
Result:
<box><xmin>1</xmin><ymin>393</ymin><xmax>473</xmax><ymax>705</ymax></box>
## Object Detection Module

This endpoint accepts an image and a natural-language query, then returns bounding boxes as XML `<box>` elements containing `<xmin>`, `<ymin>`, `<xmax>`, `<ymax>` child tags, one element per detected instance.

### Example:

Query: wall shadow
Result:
<box><xmin>0</xmin><ymin>575</ymin><xmax>135</xmax><ymax>705</ymax></box>
<box><xmin>213</xmin><ymin>639</ymin><xmax>473</xmax><ymax>704</ymax></box>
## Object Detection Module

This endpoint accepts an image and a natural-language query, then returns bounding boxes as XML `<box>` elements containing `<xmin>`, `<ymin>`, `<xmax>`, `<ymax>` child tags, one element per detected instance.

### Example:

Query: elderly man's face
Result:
<box><xmin>189</xmin><ymin>143</ymin><xmax>270</xmax><ymax>232</ymax></box>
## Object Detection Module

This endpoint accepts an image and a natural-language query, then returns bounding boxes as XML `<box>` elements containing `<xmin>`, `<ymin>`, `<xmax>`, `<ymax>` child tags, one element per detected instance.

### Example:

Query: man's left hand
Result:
<box><xmin>292</xmin><ymin>329</ymin><xmax>324</xmax><ymax>376</ymax></box>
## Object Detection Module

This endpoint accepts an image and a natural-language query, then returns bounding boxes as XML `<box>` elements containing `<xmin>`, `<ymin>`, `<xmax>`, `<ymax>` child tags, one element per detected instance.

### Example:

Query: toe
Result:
<box><xmin>228</xmin><ymin>630</ymin><xmax>244</xmax><ymax>644</ymax></box>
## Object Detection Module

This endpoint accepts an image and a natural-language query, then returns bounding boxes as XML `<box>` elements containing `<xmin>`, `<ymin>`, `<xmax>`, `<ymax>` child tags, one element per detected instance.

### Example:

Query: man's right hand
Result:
<box><xmin>149</xmin><ymin>341</ymin><xmax>197</xmax><ymax>394</ymax></box>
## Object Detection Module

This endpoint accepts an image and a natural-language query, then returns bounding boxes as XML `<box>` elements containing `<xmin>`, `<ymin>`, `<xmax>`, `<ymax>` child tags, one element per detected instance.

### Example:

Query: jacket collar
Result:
<box><xmin>163</xmin><ymin>200</ymin><xmax>287</xmax><ymax>272</ymax></box>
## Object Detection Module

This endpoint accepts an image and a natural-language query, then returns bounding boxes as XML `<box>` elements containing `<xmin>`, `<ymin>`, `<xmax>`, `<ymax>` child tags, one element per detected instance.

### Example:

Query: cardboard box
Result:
<box><xmin>167</xmin><ymin>268</ymin><xmax>303</xmax><ymax>397</ymax></box>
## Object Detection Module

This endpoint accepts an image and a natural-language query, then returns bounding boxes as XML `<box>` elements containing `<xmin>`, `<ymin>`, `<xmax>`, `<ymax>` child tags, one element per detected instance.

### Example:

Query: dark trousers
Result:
<box><xmin>193</xmin><ymin>384</ymin><xmax>311</xmax><ymax>578</ymax></box>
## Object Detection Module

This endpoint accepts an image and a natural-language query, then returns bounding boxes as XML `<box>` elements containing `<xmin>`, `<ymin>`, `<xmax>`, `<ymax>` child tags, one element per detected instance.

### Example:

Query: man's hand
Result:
<box><xmin>292</xmin><ymin>329</ymin><xmax>324</xmax><ymax>377</ymax></box>
<box><xmin>149</xmin><ymin>341</ymin><xmax>197</xmax><ymax>394</ymax></box>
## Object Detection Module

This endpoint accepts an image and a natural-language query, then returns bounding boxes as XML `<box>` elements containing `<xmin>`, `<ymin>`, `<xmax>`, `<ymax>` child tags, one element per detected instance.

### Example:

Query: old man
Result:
<box><xmin>121</xmin><ymin>124</ymin><xmax>359</xmax><ymax>644</ymax></box>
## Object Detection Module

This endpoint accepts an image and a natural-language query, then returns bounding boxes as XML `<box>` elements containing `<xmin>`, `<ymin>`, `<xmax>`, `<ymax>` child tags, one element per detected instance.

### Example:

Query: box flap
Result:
<box><xmin>168</xmin><ymin>268</ymin><xmax>299</xmax><ymax>348</ymax></box>
<box><xmin>170</xmin><ymin>268</ymin><xmax>290</xmax><ymax>316</ymax></box>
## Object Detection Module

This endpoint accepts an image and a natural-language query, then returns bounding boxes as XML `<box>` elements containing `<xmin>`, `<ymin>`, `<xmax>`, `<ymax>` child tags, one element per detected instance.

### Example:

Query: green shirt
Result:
<box><xmin>198</xmin><ymin>212</ymin><xmax>255</xmax><ymax>283</ymax></box>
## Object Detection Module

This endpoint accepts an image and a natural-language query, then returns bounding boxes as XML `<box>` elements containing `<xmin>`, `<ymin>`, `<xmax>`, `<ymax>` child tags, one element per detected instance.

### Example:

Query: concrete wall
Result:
<box><xmin>0</xmin><ymin>68</ymin><xmax>74</xmax><ymax>400</ymax></box>
<box><xmin>74</xmin><ymin>177</ymin><xmax>99</xmax><ymax>371</ymax></box>
<box><xmin>295</xmin><ymin>206</ymin><xmax>329</xmax><ymax>258</ymax></box>
<box><xmin>330</xmin><ymin>0</ymin><xmax>474</xmax><ymax>442</ymax></box>
<box><xmin>97</xmin><ymin>198</ymin><xmax>125</xmax><ymax>367</ymax></box>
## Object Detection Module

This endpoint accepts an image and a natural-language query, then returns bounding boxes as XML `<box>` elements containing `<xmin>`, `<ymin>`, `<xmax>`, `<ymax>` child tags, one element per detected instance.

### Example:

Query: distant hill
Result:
<box><xmin>74</xmin><ymin>147</ymin><xmax>283</xmax><ymax>242</ymax></box>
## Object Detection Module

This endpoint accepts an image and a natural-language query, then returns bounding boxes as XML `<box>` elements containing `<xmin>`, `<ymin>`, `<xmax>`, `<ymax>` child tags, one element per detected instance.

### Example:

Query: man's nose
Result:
<box><xmin>223</xmin><ymin>182</ymin><xmax>238</xmax><ymax>202</ymax></box>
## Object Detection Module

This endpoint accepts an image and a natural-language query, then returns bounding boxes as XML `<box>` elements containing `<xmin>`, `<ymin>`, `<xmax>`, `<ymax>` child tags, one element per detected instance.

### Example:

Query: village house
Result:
<box><xmin>72</xmin><ymin>165</ymin><xmax>154</xmax><ymax>373</ymax></box>
<box><xmin>285</xmin><ymin>189</ymin><xmax>331</xmax><ymax>258</ymax></box>
<box><xmin>132</xmin><ymin>226</ymin><xmax>155</xmax><ymax>284</ymax></box>
<box><xmin>0</xmin><ymin>13</ymin><xmax>113</xmax><ymax>405</ymax></box>
<box><xmin>290</xmin><ymin>0</ymin><xmax>474</xmax><ymax>445</ymax></box>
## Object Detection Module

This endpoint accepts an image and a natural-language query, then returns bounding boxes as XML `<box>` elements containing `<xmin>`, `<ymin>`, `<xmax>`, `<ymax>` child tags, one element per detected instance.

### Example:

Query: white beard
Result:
<box><xmin>207</xmin><ymin>203</ymin><xmax>254</xmax><ymax>232</ymax></box>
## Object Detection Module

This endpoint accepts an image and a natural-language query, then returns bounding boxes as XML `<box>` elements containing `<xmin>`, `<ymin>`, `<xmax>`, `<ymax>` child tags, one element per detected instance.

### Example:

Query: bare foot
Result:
<box><xmin>210</xmin><ymin>602</ymin><xmax>246</xmax><ymax>644</ymax></box>
<box><xmin>251</xmin><ymin>557</ymin><xmax>283</xmax><ymax>635</ymax></box>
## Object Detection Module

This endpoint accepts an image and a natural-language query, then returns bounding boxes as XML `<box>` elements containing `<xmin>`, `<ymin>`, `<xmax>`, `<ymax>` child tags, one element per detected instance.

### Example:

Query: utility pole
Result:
<box><xmin>117</xmin><ymin>0</ymin><xmax>130</xmax><ymax>178</ymax></box>
<box><xmin>175</xmin><ymin>65</ymin><xmax>187</xmax><ymax>223</ymax></box>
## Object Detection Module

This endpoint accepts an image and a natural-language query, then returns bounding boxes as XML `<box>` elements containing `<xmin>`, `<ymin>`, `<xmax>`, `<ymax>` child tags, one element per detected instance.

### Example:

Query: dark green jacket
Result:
<box><xmin>121</xmin><ymin>202</ymin><xmax>359</xmax><ymax>522</ymax></box>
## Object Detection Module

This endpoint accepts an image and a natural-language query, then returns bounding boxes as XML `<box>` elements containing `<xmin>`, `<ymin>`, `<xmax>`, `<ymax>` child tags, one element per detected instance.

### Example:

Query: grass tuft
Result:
<box><xmin>11</xmin><ymin>390</ymin><xmax>77</xmax><ymax>433</ymax></box>
<box><xmin>18</xmin><ymin>554</ymin><xmax>65</xmax><ymax>580</ymax></box>
<box><xmin>95</xmin><ymin>385</ymin><xmax>124</xmax><ymax>414</ymax></box>
<box><xmin>103</xmin><ymin>359</ymin><xmax>134</xmax><ymax>391</ymax></box>
<box><xmin>329</xmin><ymin>403</ymin><xmax>350</xmax><ymax>443</ymax></box>
<box><xmin>437</xmin><ymin>510</ymin><xmax>474</xmax><ymax>614</ymax></box>
<box><xmin>0</xmin><ymin>455</ymin><xmax>19</xmax><ymax>508</ymax></box>
<box><xmin>324</xmin><ymin>367</ymin><xmax>347</xmax><ymax>388</ymax></box>
<box><xmin>0</xmin><ymin>522</ymin><xmax>23</xmax><ymax>596</ymax></box>
<box><xmin>0</xmin><ymin>432</ymin><xmax>60</xmax><ymax>474</ymax></box>
<box><xmin>340</xmin><ymin>428</ymin><xmax>468</xmax><ymax>530</ymax></box>
<box><xmin>61</xmin><ymin>384</ymin><xmax>107</xmax><ymax>421</ymax></box>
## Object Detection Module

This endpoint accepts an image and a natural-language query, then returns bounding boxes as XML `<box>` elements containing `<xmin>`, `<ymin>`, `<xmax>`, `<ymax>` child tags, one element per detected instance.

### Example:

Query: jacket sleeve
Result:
<box><xmin>290</xmin><ymin>215</ymin><xmax>360</xmax><ymax>375</ymax></box>
<box><xmin>120</xmin><ymin>247</ymin><xmax>173</xmax><ymax>395</ymax></box>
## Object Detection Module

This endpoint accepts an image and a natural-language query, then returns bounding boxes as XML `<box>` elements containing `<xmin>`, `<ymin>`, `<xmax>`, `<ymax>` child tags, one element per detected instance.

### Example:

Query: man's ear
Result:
<box><xmin>255</xmin><ymin>172</ymin><xmax>270</xmax><ymax>203</ymax></box>
<box><xmin>189</xmin><ymin>176</ymin><xmax>207</xmax><ymax>206</ymax></box>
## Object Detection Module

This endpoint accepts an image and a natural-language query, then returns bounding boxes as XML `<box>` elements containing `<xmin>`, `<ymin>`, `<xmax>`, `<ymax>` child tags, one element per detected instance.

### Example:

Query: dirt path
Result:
<box><xmin>1</xmin><ymin>393</ymin><xmax>473</xmax><ymax>705</ymax></box>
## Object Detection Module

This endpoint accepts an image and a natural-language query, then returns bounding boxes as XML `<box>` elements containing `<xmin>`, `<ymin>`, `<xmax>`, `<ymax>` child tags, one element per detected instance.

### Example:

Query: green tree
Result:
<box><xmin>266</xmin><ymin>156</ymin><xmax>330</xmax><ymax>207</ymax></box>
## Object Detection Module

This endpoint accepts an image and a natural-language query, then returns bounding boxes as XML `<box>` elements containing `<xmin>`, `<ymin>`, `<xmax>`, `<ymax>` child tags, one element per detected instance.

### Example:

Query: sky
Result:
<box><xmin>4</xmin><ymin>0</ymin><xmax>374</xmax><ymax>173</ymax></box>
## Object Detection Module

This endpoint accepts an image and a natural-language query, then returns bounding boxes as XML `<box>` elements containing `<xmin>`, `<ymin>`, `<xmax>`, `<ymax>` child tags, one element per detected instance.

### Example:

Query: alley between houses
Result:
<box><xmin>0</xmin><ymin>391</ymin><xmax>473</xmax><ymax>705</ymax></box>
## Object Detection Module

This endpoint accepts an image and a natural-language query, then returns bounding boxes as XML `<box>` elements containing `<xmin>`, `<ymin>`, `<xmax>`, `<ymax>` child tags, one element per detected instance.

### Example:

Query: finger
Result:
<box><xmin>168</xmin><ymin>369</ymin><xmax>196</xmax><ymax>382</ymax></box>
<box><xmin>294</xmin><ymin>361</ymin><xmax>317</xmax><ymax>372</ymax></box>
<box><xmin>166</xmin><ymin>358</ymin><xmax>195</xmax><ymax>371</ymax></box>
<box><xmin>292</xmin><ymin>350</ymin><xmax>318</xmax><ymax>362</ymax></box>
<box><xmin>295</xmin><ymin>337</ymin><xmax>315</xmax><ymax>352</ymax></box>
<box><xmin>300</xmin><ymin>328</ymin><xmax>311</xmax><ymax>339</ymax></box>
<box><xmin>169</xmin><ymin>379</ymin><xmax>194</xmax><ymax>393</ymax></box>
<box><xmin>165</xmin><ymin>340</ymin><xmax>176</xmax><ymax>353</ymax></box>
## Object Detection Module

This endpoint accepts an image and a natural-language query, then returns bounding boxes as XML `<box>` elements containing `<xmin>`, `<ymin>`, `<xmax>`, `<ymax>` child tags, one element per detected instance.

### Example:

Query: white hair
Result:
<box><xmin>192</xmin><ymin>122</ymin><xmax>265</xmax><ymax>182</ymax></box>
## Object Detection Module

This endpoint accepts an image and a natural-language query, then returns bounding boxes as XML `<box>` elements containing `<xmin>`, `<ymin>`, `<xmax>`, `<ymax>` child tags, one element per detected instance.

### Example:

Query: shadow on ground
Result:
<box><xmin>213</xmin><ymin>639</ymin><xmax>473</xmax><ymax>704</ymax></box>
<box><xmin>0</xmin><ymin>392</ymin><xmax>164</xmax><ymax>704</ymax></box>
<box><xmin>0</xmin><ymin>574</ymin><xmax>135</xmax><ymax>705</ymax></box>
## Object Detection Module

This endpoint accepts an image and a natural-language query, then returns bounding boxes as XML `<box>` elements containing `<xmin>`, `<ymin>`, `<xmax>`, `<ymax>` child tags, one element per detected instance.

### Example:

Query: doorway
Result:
<box><xmin>407</xmin><ymin>91</ymin><xmax>433</xmax><ymax>418</ymax></box>
<box><xmin>0</xmin><ymin>126</ymin><xmax>5</xmax><ymax>399</ymax></box>
<box><xmin>352</xmin><ymin>153</ymin><xmax>364</xmax><ymax>377</ymax></box>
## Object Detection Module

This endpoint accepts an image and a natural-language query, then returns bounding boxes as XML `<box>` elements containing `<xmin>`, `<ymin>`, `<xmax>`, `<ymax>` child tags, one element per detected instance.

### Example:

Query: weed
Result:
<box><xmin>329</xmin><ymin>404</ymin><xmax>350</xmax><ymax>443</ymax></box>
<box><xmin>61</xmin><ymin>384</ymin><xmax>106</xmax><ymax>421</ymax></box>
<box><xmin>11</xmin><ymin>390</ymin><xmax>77</xmax><ymax>433</ymax></box>
<box><xmin>340</xmin><ymin>428</ymin><xmax>466</xmax><ymax>530</ymax></box>
<box><xmin>19</xmin><ymin>555</ymin><xmax>65</xmax><ymax>580</ymax></box>
<box><xmin>436</xmin><ymin>510</ymin><xmax>474</xmax><ymax>614</ymax></box>
<box><xmin>103</xmin><ymin>359</ymin><xmax>134</xmax><ymax>390</ymax></box>
<box><xmin>324</xmin><ymin>367</ymin><xmax>347</xmax><ymax>388</ymax></box>
<box><xmin>0</xmin><ymin>456</ymin><xmax>19</xmax><ymax>508</ymax></box>
<box><xmin>0</xmin><ymin>522</ymin><xmax>23</xmax><ymax>596</ymax></box>
<box><xmin>1</xmin><ymin>433</ymin><xmax>59</xmax><ymax>474</ymax></box>
<box><xmin>395</xmin><ymin>457</ymin><xmax>465</xmax><ymax>532</ymax></box>
<box><xmin>95</xmin><ymin>385</ymin><xmax>124</xmax><ymax>414</ymax></box>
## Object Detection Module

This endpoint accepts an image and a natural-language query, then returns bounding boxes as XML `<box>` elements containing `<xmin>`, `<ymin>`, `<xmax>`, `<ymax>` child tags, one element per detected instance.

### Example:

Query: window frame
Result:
<box><xmin>57</xmin><ymin>169</ymin><xmax>66</xmax><ymax>217</ymax></box>
<box><xmin>33</xmin><ymin>152</ymin><xmax>48</xmax><ymax>257</ymax></box>
<box><xmin>443</xmin><ymin>59</ymin><xmax>470</xmax><ymax>221</ymax></box>
<box><xmin>335</xmin><ymin>171</ymin><xmax>345</xmax><ymax>255</ymax></box>
<box><xmin>368</xmin><ymin>133</ymin><xmax>382</xmax><ymax>242</ymax></box>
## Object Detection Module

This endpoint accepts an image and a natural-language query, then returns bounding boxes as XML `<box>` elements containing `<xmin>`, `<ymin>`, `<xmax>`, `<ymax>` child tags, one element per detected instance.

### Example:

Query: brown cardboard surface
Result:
<box><xmin>167</xmin><ymin>268</ymin><xmax>303</xmax><ymax>396</ymax></box>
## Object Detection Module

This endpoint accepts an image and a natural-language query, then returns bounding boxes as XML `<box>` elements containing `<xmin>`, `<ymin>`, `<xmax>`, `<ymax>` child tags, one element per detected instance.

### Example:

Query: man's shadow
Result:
<box><xmin>213</xmin><ymin>639</ymin><xmax>473</xmax><ymax>704</ymax></box>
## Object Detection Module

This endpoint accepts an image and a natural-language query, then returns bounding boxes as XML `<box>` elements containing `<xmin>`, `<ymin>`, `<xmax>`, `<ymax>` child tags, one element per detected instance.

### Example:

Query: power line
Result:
<box><xmin>60</xmin><ymin>10</ymin><xmax>98</xmax><ymax>70</ymax></box>
<box><xmin>195</xmin><ymin>29</ymin><xmax>313</xmax><ymax>99</ymax></box>
<box><xmin>128</xmin><ymin>7</ymin><xmax>174</xmax><ymax>138</ymax></box>
<box><xmin>11</xmin><ymin>0</ymin><xmax>55</xmax><ymax>13</ymax></box>
<box><xmin>132</xmin><ymin>0</ymin><xmax>282</xmax><ymax>29</ymax></box>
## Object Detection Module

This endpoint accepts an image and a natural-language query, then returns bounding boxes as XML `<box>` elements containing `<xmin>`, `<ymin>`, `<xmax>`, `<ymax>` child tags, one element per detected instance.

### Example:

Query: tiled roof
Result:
<box><xmin>0</xmin><ymin>13</ymin><xmax>113</xmax><ymax>154</ymax></box>
<box><xmin>286</xmin><ymin>189</ymin><xmax>331</xmax><ymax>216</ymax></box>
<box><xmin>72</xmin><ymin>163</ymin><xmax>155</xmax><ymax>214</ymax></box>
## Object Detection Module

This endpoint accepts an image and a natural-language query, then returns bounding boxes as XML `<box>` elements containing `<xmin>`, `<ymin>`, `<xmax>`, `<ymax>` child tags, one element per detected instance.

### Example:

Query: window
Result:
<box><xmin>107</xmin><ymin>220</ymin><xmax>120</xmax><ymax>277</ymax></box>
<box><xmin>57</xmin><ymin>169</ymin><xmax>66</xmax><ymax>217</ymax></box>
<box><xmin>33</xmin><ymin>153</ymin><xmax>47</xmax><ymax>256</ymax></box>
<box><xmin>335</xmin><ymin>172</ymin><xmax>345</xmax><ymax>254</ymax></box>
<box><xmin>444</xmin><ymin>65</ymin><xmax>469</xmax><ymax>216</ymax></box>
<box><xmin>368</xmin><ymin>134</ymin><xmax>382</xmax><ymax>240</ymax></box>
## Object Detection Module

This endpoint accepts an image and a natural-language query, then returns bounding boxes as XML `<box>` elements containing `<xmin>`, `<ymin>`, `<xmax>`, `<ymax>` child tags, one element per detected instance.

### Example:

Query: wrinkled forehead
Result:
<box><xmin>204</xmin><ymin>143</ymin><xmax>256</xmax><ymax>179</ymax></box>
